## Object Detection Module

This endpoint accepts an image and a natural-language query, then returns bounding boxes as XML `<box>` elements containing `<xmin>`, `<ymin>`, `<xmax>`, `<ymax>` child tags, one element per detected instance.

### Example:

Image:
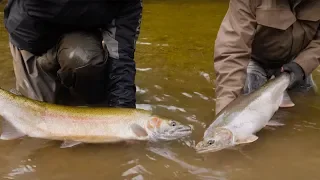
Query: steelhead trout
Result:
<box><xmin>0</xmin><ymin>88</ymin><xmax>192</xmax><ymax>148</ymax></box>
<box><xmin>195</xmin><ymin>72</ymin><xmax>294</xmax><ymax>153</ymax></box>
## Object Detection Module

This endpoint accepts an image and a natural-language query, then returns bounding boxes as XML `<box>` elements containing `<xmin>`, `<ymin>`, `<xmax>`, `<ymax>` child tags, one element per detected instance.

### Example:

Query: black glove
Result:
<box><xmin>281</xmin><ymin>62</ymin><xmax>305</xmax><ymax>89</ymax></box>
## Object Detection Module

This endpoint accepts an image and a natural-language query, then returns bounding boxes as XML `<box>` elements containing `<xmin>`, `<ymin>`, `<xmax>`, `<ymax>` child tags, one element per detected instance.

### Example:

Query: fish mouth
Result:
<box><xmin>195</xmin><ymin>148</ymin><xmax>213</xmax><ymax>154</ymax></box>
<box><xmin>150</xmin><ymin>125</ymin><xmax>192</xmax><ymax>141</ymax></box>
<box><xmin>195</xmin><ymin>145</ymin><xmax>229</xmax><ymax>154</ymax></box>
<box><xmin>156</xmin><ymin>126</ymin><xmax>192</xmax><ymax>140</ymax></box>
<box><xmin>196</xmin><ymin>147</ymin><xmax>224</xmax><ymax>154</ymax></box>
<box><xmin>169</xmin><ymin>126</ymin><xmax>192</xmax><ymax>136</ymax></box>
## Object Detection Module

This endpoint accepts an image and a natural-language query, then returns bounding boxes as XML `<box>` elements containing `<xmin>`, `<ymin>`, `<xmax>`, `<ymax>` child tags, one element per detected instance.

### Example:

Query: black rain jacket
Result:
<box><xmin>3</xmin><ymin>0</ymin><xmax>142</xmax><ymax>108</ymax></box>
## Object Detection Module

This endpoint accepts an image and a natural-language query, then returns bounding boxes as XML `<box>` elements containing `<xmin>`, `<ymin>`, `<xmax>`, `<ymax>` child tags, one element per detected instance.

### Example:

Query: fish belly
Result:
<box><xmin>230</xmin><ymin>93</ymin><xmax>279</xmax><ymax>136</ymax></box>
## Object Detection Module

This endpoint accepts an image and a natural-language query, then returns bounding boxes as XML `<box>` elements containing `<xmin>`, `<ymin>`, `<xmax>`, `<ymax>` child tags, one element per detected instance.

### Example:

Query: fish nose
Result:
<box><xmin>195</xmin><ymin>142</ymin><xmax>207</xmax><ymax>150</ymax></box>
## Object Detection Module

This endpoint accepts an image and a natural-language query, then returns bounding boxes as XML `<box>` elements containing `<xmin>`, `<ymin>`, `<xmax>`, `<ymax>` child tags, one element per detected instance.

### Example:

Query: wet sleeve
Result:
<box><xmin>102</xmin><ymin>0</ymin><xmax>142</xmax><ymax>108</ymax></box>
<box><xmin>214</xmin><ymin>0</ymin><xmax>257</xmax><ymax>114</ymax></box>
<box><xmin>294</xmin><ymin>26</ymin><xmax>320</xmax><ymax>76</ymax></box>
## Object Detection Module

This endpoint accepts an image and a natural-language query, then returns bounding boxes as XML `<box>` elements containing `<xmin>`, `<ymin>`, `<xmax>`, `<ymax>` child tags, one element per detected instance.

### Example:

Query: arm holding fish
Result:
<box><xmin>281</xmin><ymin>25</ymin><xmax>320</xmax><ymax>88</ymax></box>
<box><xmin>214</xmin><ymin>0</ymin><xmax>257</xmax><ymax>115</ymax></box>
<box><xmin>102</xmin><ymin>0</ymin><xmax>142</xmax><ymax>108</ymax></box>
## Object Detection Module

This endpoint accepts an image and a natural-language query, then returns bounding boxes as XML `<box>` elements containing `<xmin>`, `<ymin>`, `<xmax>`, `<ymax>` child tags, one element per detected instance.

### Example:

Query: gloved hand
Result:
<box><xmin>280</xmin><ymin>62</ymin><xmax>305</xmax><ymax>89</ymax></box>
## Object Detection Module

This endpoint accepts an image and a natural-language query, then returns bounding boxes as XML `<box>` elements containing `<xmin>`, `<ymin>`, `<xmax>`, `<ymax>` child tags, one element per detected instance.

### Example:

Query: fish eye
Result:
<box><xmin>207</xmin><ymin>140</ymin><xmax>215</xmax><ymax>145</ymax></box>
<box><xmin>170</xmin><ymin>121</ymin><xmax>176</xmax><ymax>126</ymax></box>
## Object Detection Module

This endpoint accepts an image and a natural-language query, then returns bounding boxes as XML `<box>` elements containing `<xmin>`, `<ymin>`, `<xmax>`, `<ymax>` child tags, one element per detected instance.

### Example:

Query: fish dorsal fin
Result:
<box><xmin>0</xmin><ymin>120</ymin><xmax>25</xmax><ymax>140</ymax></box>
<box><xmin>60</xmin><ymin>140</ymin><xmax>82</xmax><ymax>148</ymax></box>
<box><xmin>131</xmin><ymin>124</ymin><xmax>148</xmax><ymax>137</ymax></box>
<box><xmin>235</xmin><ymin>134</ymin><xmax>258</xmax><ymax>145</ymax></box>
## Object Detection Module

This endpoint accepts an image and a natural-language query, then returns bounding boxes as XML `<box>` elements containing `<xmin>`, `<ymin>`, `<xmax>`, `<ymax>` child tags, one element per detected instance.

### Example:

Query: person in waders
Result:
<box><xmin>4</xmin><ymin>0</ymin><xmax>142</xmax><ymax>108</ymax></box>
<box><xmin>214</xmin><ymin>0</ymin><xmax>320</xmax><ymax>114</ymax></box>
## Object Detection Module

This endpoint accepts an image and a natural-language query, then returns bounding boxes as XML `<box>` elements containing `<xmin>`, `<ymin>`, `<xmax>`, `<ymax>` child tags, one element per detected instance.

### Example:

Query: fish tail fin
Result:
<box><xmin>0</xmin><ymin>118</ymin><xmax>26</xmax><ymax>140</ymax></box>
<box><xmin>279</xmin><ymin>91</ymin><xmax>295</xmax><ymax>108</ymax></box>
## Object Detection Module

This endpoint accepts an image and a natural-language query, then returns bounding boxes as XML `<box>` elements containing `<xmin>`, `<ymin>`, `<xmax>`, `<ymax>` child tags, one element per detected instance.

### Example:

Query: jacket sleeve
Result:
<box><xmin>102</xmin><ymin>0</ymin><xmax>142</xmax><ymax>108</ymax></box>
<box><xmin>214</xmin><ymin>0</ymin><xmax>257</xmax><ymax>114</ymax></box>
<box><xmin>294</xmin><ymin>25</ymin><xmax>320</xmax><ymax>76</ymax></box>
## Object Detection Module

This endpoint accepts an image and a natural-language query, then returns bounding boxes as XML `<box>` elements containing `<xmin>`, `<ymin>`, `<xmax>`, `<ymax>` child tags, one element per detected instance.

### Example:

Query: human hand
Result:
<box><xmin>280</xmin><ymin>62</ymin><xmax>305</xmax><ymax>89</ymax></box>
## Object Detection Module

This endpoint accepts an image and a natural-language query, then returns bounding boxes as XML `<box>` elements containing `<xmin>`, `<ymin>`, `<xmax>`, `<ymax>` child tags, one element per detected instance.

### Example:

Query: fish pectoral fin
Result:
<box><xmin>60</xmin><ymin>140</ymin><xmax>82</xmax><ymax>148</ymax></box>
<box><xmin>9</xmin><ymin>88</ymin><xmax>22</xmax><ymax>96</ymax></box>
<box><xmin>0</xmin><ymin>120</ymin><xmax>25</xmax><ymax>140</ymax></box>
<box><xmin>235</xmin><ymin>135</ymin><xmax>258</xmax><ymax>145</ymax></box>
<box><xmin>279</xmin><ymin>91</ymin><xmax>295</xmax><ymax>108</ymax></box>
<box><xmin>267</xmin><ymin>120</ymin><xmax>285</xmax><ymax>127</ymax></box>
<box><xmin>131</xmin><ymin>124</ymin><xmax>148</xmax><ymax>137</ymax></box>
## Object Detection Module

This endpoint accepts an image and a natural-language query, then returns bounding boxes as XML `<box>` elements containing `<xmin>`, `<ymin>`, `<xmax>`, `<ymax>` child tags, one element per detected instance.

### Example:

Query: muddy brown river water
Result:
<box><xmin>1</xmin><ymin>1</ymin><xmax>320</xmax><ymax>180</ymax></box>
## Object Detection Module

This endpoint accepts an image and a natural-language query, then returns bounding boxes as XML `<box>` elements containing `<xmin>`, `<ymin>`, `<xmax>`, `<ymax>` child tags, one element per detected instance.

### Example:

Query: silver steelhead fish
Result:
<box><xmin>195</xmin><ymin>72</ymin><xmax>294</xmax><ymax>153</ymax></box>
<box><xmin>0</xmin><ymin>88</ymin><xmax>192</xmax><ymax>148</ymax></box>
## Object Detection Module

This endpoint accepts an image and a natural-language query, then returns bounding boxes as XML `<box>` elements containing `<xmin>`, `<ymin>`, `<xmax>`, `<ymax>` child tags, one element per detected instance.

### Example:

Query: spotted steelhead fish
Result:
<box><xmin>0</xmin><ymin>88</ymin><xmax>192</xmax><ymax>148</ymax></box>
<box><xmin>195</xmin><ymin>72</ymin><xmax>294</xmax><ymax>153</ymax></box>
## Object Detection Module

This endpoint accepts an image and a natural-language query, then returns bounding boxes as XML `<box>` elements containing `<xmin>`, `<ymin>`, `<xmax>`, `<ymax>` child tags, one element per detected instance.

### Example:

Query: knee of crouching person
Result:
<box><xmin>57</xmin><ymin>31</ymin><xmax>107</xmax><ymax>70</ymax></box>
<box><xmin>56</xmin><ymin>31</ymin><xmax>108</xmax><ymax>103</ymax></box>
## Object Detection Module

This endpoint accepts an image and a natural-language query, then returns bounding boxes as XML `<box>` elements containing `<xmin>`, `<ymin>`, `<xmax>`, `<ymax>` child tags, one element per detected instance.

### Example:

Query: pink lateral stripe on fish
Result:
<box><xmin>0</xmin><ymin>88</ymin><xmax>192</xmax><ymax>148</ymax></box>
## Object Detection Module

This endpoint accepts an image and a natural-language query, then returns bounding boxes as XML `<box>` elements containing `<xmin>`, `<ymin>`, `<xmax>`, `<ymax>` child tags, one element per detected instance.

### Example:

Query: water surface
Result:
<box><xmin>1</xmin><ymin>1</ymin><xmax>320</xmax><ymax>180</ymax></box>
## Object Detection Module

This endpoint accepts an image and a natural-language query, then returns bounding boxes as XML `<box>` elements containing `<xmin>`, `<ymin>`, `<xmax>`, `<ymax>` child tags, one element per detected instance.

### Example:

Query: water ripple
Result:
<box><xmin>136</xmin><ymin>86</ymin><xmax>148</xmax><ymax>95</ymax></box>
<box><xmin>147</xmin><ymin>147</ymin><xmax>227</xmax><ymax>180</ymax></box>
<box><xmin>153</xmin><ymin>96</ymin><xmax>164</xmax><ymax>102</ymax></box>
<box><xmin>154</xmin><ymin>85</ymin><xmax>162</xmax><ymax>90</ymax></box>
<box><xmin>199</xmin><ymin>71</ymin><xmax>211</xmax><ymax>82</ymax></box>
<box><xmin>136</xmin><ymin>68</ymin><xmax>152</xmax><ymax>72</ymax></box>
<box><xmin>122</xmin><ymin>165</ymin><xmax>152</xmax><ymax>177</ymax></box>
<box><xmin>4</xmin><ymin>164</ymin><xmax>36</xmax><ymax>179</ymax></box>
<box><xmin>182</xmin><ymin>92</ymin><xmax>193</xmax><ymax>98</ymax></box>
<box><xmin>136</xmin><ymin>104</ymin><xmax>153</xmax><ymax>111</ymax></box>
<box><xmin>194</xmin><ymin>92</ymin><xmax>209</xmax><ymax>100</ymax></box>
<box><xmin>157</xmin><ymin>105</ymin><xmax>186</xmax><ymax>113</ymax></box>
<box><xmin>136</xmin><ymin>41</ymin><xmax>152</xmax><ymax>45</ymax></box>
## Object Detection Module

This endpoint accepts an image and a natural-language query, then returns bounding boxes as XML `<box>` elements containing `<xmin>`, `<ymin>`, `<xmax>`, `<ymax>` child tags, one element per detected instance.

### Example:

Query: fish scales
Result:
<box><xmin>196</xmin><ymin>73</ymin><xmax>292</xmax><ymax>153</ymax></box>
<box><xmin>0</xmin><ymin>87</ymin><xmax>192</xmax><ymax>147</ymax></box>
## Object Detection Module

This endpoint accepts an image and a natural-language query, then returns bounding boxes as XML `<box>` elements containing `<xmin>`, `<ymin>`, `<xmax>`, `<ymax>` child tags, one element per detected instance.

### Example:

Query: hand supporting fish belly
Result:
<box><xmin>0</xmin><ymin>88</ymin><xmax>192</xmax><ymax>148</ymax></box>
<box><xmin>195</xmin><ymin>72</ymin><xmax>294</xmax><ymax>153</ymax></box>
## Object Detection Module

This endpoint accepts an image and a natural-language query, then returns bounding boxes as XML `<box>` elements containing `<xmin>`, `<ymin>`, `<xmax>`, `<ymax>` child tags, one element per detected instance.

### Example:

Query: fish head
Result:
<box><xmin>146</xmin><ymin>116</ymin><xmax>192</xmax><ymax>140</ymax></box>
<box><xmin>195</xmin><ymin>127</ymin><xmax>234</xmax><ymax>153</ymax></box>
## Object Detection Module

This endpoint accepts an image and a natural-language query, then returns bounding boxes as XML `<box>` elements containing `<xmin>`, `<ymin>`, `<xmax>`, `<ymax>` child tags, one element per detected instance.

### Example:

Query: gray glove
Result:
<box><xmin>281</xmin><ymin>62</ymin><xmax>305</xmax><ymax>89</ymax></box>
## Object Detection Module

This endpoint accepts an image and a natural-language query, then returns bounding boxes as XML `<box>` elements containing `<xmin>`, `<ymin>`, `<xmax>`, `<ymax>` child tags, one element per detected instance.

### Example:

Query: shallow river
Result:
<box><xmin>1</xmin><ymin>1</ymin><xmax>320</xmax><ymax>180</ymax></box>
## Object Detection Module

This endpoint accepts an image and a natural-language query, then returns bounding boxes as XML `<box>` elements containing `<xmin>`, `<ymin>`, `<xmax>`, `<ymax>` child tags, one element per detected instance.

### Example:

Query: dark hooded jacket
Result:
<box><xmin>3</xmin><ymin>0</ymin><xmax>142</xmax><ymax>108</ymax></box>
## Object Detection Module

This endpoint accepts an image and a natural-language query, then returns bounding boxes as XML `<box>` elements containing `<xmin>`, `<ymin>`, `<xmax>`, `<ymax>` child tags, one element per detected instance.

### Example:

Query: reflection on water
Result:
<box><xmin>5</xmin><ymin>163</ymin><xmax>36</xmax><ymax>180</ymax></box>
<box><xmin>147</xmin><ymin>146</ymin><xmax>226</xmax><ymax>180</ymax></box>
<box><xmin>1</xmin><ymin>0</ymin><xmax>320</xmax><ymax>180</ymax></box>
<box><xmin>136</xmin><ymin>68</ymin><xmax>152</xmax><ymax>72</ymax></box>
